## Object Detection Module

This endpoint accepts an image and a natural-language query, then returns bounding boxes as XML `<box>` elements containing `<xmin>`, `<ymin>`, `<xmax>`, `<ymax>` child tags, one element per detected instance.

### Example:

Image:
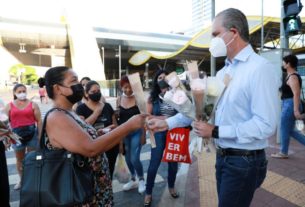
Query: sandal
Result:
<box><xmin>144</xmin><ymin>195</ymin><xmax>152</xmax><ymax>207</ymax></box>
<box><xmin>169</xmin><ymin>189</ymin><xmax>180</xmax><ymax>199</ymax></box>
<box><xmin>271</xmin><ymin>152</ymin><xmax>288</xmax><ymax>159</ymax></box>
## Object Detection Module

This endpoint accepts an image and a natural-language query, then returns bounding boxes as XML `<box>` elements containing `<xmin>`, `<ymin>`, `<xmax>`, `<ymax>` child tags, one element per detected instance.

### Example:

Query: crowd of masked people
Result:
<box><xmin>1</xmin><ymin>8</ymin><xmax>305</xmax><ymax>207</ymax></box>
<box><xmin>0</xmin><ymin>67</ymin><xmax>180</xmax><ymax>207</ymax></box>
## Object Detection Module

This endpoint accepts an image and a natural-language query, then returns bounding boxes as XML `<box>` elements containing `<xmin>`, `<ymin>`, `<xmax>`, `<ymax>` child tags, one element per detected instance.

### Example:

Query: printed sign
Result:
<box><xmin>162</xmin><ymin>127</ymin><xmax>191</xmax><ymax>163</ymax></box>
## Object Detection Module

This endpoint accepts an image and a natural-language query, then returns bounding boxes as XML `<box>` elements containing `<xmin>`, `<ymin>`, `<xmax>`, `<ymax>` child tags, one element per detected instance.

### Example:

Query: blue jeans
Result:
<box><xmin>280</xmin><ymin>98</ymin><xmax>305</xmax><ymax>154</ymax></box>
<box><xmin>145</xmin><ymin>131</ymin><xmax>178</xmax><ymax>195</ymax></box>
<box><xmin>216</xmin><ymin>151</ymin><xmax>267</xmax><ymax>207</ymax></box>
<box><xmin>124</xmin><ymin>129</ymin><xmax>144</xmax><ymax>179</ymax></box>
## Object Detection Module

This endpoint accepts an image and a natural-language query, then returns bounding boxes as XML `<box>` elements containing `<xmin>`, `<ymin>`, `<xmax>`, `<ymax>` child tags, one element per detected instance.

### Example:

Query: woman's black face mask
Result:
<box><xmin>88</xmin><ymin>92</ymin><xmax>102</xmax><ymax>102</ymax></box>
<box><xmin>157</xmin><ymin>80</ymin><xmax>169</xmax><ymax>89</ymax></box>
<box><xmin>60</xmin><ymin>83</ymin><xmax>84</xmax><ymax>104</ymax></box>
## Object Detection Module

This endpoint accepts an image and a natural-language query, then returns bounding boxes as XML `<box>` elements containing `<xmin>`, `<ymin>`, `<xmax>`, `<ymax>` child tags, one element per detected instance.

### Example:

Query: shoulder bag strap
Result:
<box><xmin>39</xmin><ymin>108</ymin><xmax>79</xmax><ymax>150</ymax></box>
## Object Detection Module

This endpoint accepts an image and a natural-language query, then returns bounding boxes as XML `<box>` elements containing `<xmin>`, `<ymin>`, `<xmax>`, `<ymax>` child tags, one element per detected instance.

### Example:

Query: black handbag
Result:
<box><xmin>20</xmin><ymin>108</ymin><xmax>94</xmax><ymax>207</ymax></box>
<box><xmin>12</xmin><ymin>124</ymin><xmax>36</xmax><ymax>144</ymax></box>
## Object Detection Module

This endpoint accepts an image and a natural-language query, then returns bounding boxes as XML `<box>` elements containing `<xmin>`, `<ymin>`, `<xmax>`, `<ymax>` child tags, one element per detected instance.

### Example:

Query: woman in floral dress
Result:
<box><xmin>40</xmin><ymin>66</ymin><xmax>147</xmax><ymax>206</ymax></box>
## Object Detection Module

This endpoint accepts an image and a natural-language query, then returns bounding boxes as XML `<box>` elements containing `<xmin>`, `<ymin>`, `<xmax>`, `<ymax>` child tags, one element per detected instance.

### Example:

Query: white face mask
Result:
<box><xmin>16</xmin><ymin>93</ymin><xmax>27</xmax><ymax>100</ymax></box>
<box><xmin>122</xmin><ymin>92</ymin><xmax>134</xmax><ymax>98</ymax></box>
<box><xmin>209</xmin><ymin>32</ymin><xmax>234</xmax><ymax>57</ymax></box>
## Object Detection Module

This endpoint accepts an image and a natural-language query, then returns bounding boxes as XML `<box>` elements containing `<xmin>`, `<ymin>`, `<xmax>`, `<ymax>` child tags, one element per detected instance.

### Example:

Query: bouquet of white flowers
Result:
<box><xmin>206</xmin><ymin>74</ymin><xmax>231</xmax><ymax>123</ymax></box>
<box><xmin>187</xmin><ymin>61</ymin><xmax>208</xmax><ymax>121</ymax></box>
<box><xmin>162</xmin><ymin>72</ymin><xmax>196</xmax><ymax>120</ymax></box>
<box><xmin>185</xmin><ymin>61</ymin><xmax>231</xmax><ymax>153</ymax></box>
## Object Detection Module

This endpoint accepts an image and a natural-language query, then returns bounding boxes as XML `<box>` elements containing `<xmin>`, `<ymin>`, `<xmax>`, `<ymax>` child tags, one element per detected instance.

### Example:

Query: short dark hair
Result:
<box><xmin>13</xmin><ymin>83</ymin><xmax>26</xmax><ymax>100</ymax></box>
<box><xmin>42</xmin><ymin>66</ymin><xmax>70</xmax><ymax>99</ymax></box>
<box><xmin>283</xmin><ymin>54</ymin><xmax>298</xmax><ymax>68</ymax></box>
<box><xmin>216</xmin><ymin>8</ymin><xmax>249</xmax><ymax>42</ymax></box>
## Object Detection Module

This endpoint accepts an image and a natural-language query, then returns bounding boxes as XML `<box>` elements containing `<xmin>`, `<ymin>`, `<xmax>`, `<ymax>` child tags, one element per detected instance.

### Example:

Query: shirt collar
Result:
<box><xmin>225</xmin><ymin>44</ymin><xmax>253</xmax><ymax>66</ymax></box>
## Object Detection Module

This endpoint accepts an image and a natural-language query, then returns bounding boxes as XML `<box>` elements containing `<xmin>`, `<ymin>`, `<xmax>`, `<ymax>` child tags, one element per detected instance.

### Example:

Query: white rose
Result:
<box><xmin>167</xmin><ymin>76</ymin><xmax>180</xmax><ymax>88</ymax></box>
<box><xmin>207</xmin><ymin>77</ymin><xmax>225</xmax><ymax>97</ymax></box>
<box><xmin>164</xmin><ymin>90</ymin><xmax>174</xmax><ymax>100</ymax></box>
<box><xmin>172</xmin><ymin>89</ymin><xmax>188</xmax><ymax>105</ymax></box>
<box><xmin>190</xmin><ymin>78</ymin><xmax>207</xmax><ymax>91</ymax></box>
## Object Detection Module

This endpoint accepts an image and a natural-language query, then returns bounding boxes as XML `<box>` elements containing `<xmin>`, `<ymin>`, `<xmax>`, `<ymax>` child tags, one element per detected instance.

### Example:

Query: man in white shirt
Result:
<box><xmin>148</xmin><ymin>8</ymin><xmax>280</xmax><ymax>207</ymax></box>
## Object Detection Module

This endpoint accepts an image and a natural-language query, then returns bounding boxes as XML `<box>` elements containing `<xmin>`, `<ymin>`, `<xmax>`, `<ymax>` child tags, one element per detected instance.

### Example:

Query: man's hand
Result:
<box><xmin>146</xmin><ymin>118</ymin><xmax>169</xmax><ymax>132</ymax></box>
<box><xmin>193</xmin><ymin>121</ymin><xmax>215</xmax><ymax>138</ymax></box>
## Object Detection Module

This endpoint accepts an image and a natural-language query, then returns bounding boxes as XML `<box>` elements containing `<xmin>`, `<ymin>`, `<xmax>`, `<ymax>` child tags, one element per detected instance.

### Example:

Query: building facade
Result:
<box><xmin>188</xmin><ymin>0</ymin><xmax>212</xmax><ymax>35</ymax></box>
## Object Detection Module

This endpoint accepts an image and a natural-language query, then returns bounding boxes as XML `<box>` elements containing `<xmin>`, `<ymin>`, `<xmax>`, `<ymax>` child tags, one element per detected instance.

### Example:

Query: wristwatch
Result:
<box><xmin>212</xmin><ymin>126</ymin><xmax>219</xmax><ymax>139</ymax></box>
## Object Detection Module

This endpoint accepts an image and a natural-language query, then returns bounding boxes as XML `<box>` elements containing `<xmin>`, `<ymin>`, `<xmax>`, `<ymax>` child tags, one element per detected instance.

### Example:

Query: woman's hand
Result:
<box><xmin>127</xmin><ymin>114</ymin><xmax>148</xmax><ymax>131</ymax></box>
<box><xmin>4</xmin><ymin>139</ymin><xmax>11</xmax><ymax>150</ymax></box>
<box><xmin>97</xmin><ymin>128</ymin><xmax>105</xmax><ymax>136</ymax></box>
<box><xmin>107</xmin><ymin>124</ymin><xmax>116</xmax><ymax>130</ymax></box>
<box><xmin>294</xmin><ymin>110</ymin><xmax>302</xmax><ymax>120</ymax></box>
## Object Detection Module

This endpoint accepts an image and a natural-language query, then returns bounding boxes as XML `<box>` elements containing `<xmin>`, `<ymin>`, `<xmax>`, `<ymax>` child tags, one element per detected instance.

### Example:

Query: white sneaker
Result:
<box><xmin>138</xmin><ymin>180</ymin><xmax>145</xmax><ymax>194</ymax></box>
<box><xmin>123</xmin><ymin>180</ymin><xmax>138</xmax><ymax>191</ymax></box>
<box><xmin>14</xmin><ymin>182</ymin><xmax>21</xmax><ymax>190</ymax></box>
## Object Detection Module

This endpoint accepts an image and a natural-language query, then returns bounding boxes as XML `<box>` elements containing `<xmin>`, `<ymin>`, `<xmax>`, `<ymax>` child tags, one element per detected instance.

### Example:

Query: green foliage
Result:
<box><xmin>8</xmin><ymin>64</ymin><xmax>38</xmax><ymax>85</ymax></box>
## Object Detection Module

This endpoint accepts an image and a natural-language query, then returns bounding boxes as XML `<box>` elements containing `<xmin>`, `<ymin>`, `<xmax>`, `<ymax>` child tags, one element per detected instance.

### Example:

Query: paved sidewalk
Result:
<box><xmin>3</xmin><ymin>87</ymin><xmax>305</xmax><ymax>206</ymax></box>
<box><xmin>194</xmin><ymin>136</ymin><xmax>305</xmax><ymax>207</ymax></box>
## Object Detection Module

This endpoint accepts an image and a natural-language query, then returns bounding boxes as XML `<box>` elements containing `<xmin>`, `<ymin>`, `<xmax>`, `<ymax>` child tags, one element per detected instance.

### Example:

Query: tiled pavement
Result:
<box><xmin>2</xmin><ymin>88</ymin><xmax>305</xmax><ymax>206</ymax></box>
<box><xmin>5</xmin><ymin>92</ymin><xmax>196</xmax><ymax>207</ymax></box>
<box><xmin>196</xmin><ymin>136</ymin><xmax>305</xmax><ymax>207</ymax></box>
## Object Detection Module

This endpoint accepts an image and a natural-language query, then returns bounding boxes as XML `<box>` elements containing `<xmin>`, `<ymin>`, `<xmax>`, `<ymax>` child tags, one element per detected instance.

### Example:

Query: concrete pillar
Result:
<box><xmin>64</xmin><ymin>7</ymin><xmax>105</xmax><ymax>81</ymax></box>
<box><xmin>0</xmin><ymin>37</ymin><xmax>20</xmax><ymax>87</ymax></box>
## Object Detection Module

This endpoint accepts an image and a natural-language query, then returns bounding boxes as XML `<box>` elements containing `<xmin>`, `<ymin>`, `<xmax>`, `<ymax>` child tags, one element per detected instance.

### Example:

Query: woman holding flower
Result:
<box><xmin>144</xmin><ymin>69</ymin><xmax>179</xmax><ymax>207</ymax></box>
<box><xmin>117</xmin><ymin>75</ymin><xmax>146</xmax><ymax>194</ymax></box>
<box><xmin>5</xmin><ymin>84</ymin><xmax>42</xmax><ymax>190</ymax></box>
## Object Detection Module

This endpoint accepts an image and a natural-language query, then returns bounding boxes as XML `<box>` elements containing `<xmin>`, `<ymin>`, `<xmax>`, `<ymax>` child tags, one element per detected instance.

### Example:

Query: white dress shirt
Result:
<box><xmin>215</xmin><ymin>44</ymin><xmax>280</xmax><ymax>150</ymax></box>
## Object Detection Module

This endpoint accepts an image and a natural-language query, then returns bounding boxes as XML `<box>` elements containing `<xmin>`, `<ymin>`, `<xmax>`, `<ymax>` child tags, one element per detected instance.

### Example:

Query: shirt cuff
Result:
<box><xmin>166</xmin><ymin>113</ymin><xmax>192</xmax><ymax>130</ymax></box>
<box><xmin>219</xmin><ymin>125</ymin><xmax>236</xmax><ymax>139</ymax></box>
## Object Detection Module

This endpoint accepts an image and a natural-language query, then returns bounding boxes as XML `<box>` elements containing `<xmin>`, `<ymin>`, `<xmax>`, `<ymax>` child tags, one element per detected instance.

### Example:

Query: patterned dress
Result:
<box><xmin>45</xmin><ymin>108</ymin><xmax>114</xmax><ymax>206</ymax></box>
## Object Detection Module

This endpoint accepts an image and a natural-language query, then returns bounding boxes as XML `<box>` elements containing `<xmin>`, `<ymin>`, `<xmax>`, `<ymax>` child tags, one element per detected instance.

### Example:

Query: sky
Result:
<box><xmin>0</xmin><ymin>0</ymin><xmax>304</xmax><ymax>33</ymax></box>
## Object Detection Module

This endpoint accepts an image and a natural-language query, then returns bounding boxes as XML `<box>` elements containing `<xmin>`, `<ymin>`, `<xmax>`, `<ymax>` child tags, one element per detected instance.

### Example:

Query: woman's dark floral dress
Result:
<box><xmin>45</xmin><ymin>109</ymin><xmax>114</xmax><ymax>206</ymax></box>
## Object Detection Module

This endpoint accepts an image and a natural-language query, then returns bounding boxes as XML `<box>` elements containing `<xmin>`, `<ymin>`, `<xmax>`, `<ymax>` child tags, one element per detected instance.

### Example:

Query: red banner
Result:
<box><xmin>162</xmin><ymin>127</ymin><xmax>191</xmax><ymax>163</ymax></box>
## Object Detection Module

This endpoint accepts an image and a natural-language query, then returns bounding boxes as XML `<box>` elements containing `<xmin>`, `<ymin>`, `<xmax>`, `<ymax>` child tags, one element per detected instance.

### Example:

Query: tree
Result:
<box><xmin>8</xmin><ymin>64</ymin><xmax>38</xmax><ymax>85</ymax></box>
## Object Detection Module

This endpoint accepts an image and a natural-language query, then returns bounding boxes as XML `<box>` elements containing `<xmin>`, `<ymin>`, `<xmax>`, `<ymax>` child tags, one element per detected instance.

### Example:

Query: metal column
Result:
<box><xmin>280</xmin><ymin>0</ymin><xmax>289</xmax><ymax>49</ymax></box>
<box><xmin>210</xmin><ymin>0</ymin><xmax>216</xmax><ymax>76</ymax></box>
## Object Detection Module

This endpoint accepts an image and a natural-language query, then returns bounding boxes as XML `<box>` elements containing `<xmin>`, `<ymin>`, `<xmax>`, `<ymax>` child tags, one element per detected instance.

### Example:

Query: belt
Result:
<box><xmin>217</xmin><ymin>148</ymin><xmax>265</xmax><ymax>157</ymax></box>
